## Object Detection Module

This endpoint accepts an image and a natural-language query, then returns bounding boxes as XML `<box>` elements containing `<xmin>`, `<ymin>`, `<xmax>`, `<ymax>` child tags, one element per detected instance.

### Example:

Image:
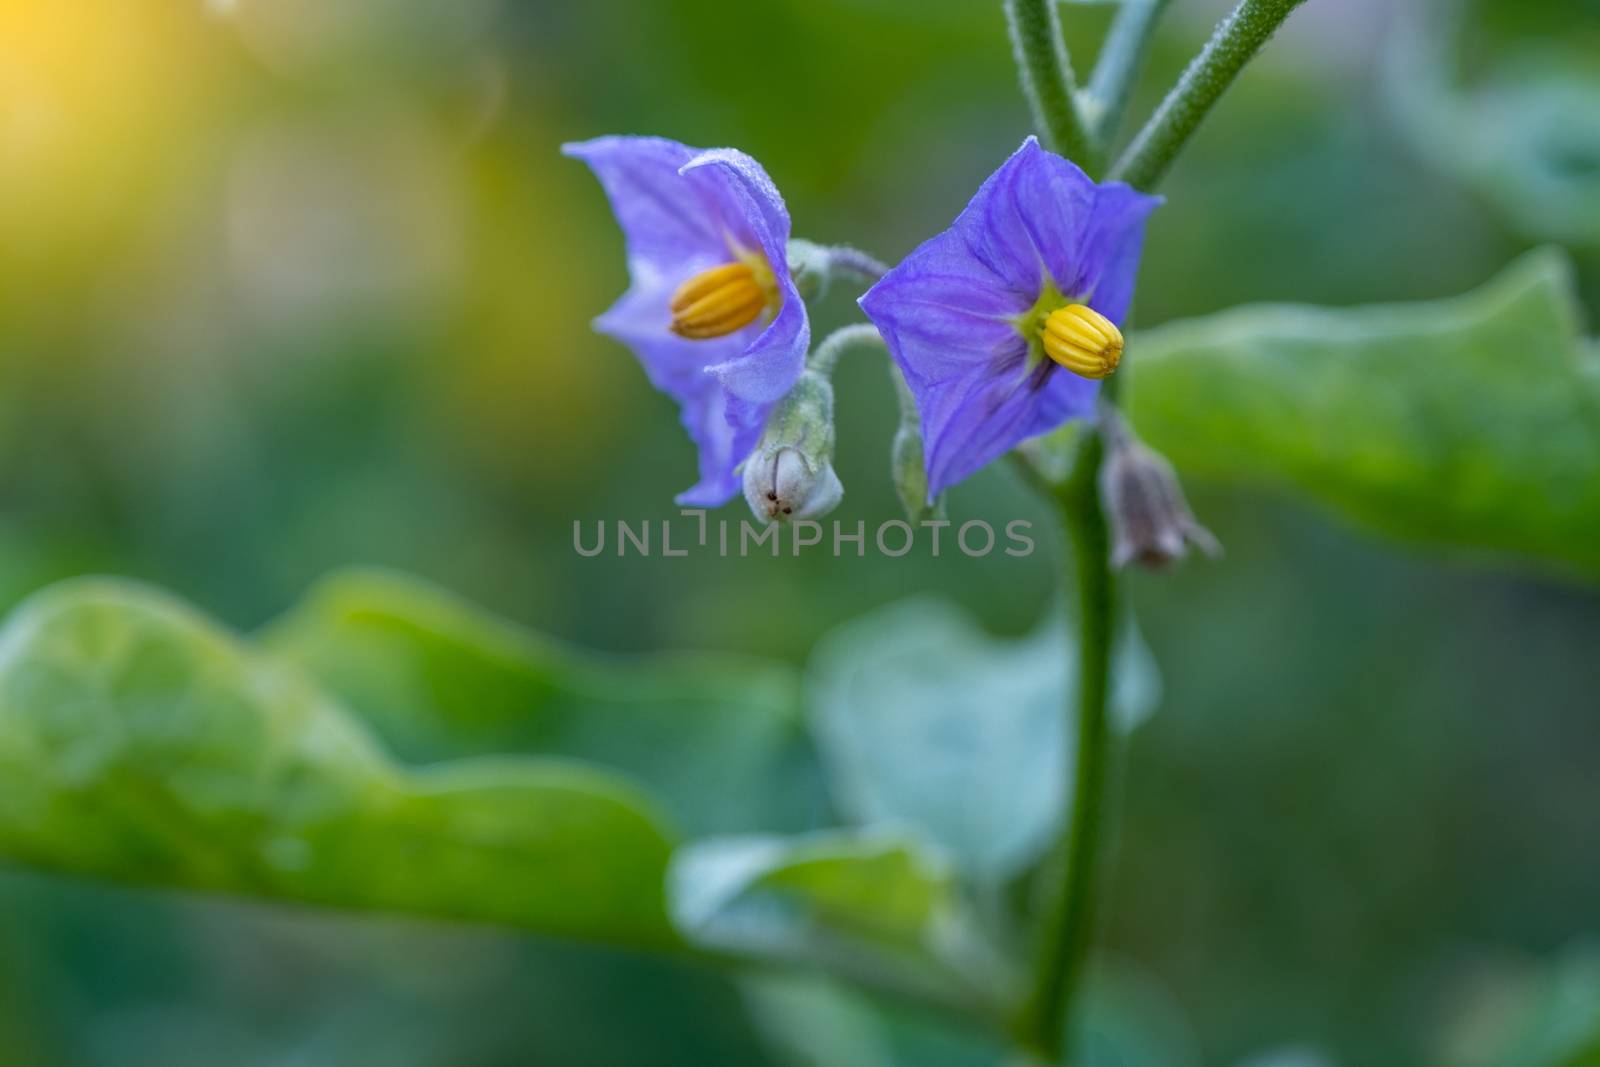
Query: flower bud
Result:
<box><xmin>745</xmin><ymin>446</ymin><xmax>843</xmax><ymax>522</ymax></box>
<box><xmin>890</xmin><ymin>366</ymin><xmax>943</xmax><ymax>523</ymax></box>
<box><xmin>1098</xmin><ymin>405</ymin><xmax>1220</xmax><ymax>571</ymax></box>
<box><xmin>743</xmin><ymin>370</ymin><xmax>843</xmax><ymax>523</ymax></box>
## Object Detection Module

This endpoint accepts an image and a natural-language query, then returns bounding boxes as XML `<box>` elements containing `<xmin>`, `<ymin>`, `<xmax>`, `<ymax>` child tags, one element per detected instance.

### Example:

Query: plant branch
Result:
<box><xmin>807</xmin><ymin>322</ymin><xmax>885</xmax><ymax>377</ymax></box>
<box><xmin>824</xmin><ymin>245</ymin><xmax>890</xmax><ymax>284</ymax></box>
<box><xmin>1004</xmin><ymin>0</ymin><xmax>1099</xmax><ymax>170</ymax></box>
<box><xmin>1110</xmin><ymin>0</ymin><xmax>1307</xmax><ymax>190</ymax></box>
<box><xmin>1012</xmin><ymin>429</ymin><xmax>1116</xmax><ymax>1063</ymax></box>
<box><xmin>1001</xmin><ymin>6</ymin><xmax>1311</xmax><ymax>1061</ymax></box>
<box><xmin>1084</xmin><ymin>0</ymin><xmax>1173</xmax><ymax>144</ymax></box>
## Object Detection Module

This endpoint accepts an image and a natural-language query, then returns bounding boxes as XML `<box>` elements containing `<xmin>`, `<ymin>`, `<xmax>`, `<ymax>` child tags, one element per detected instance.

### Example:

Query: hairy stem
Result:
<box><xmin>807</xmin><ymin>322</ymin><xmax>885</xmax><ymax>377</ymax></box>
<box><xmin>1003</xmin><ymin>4</ymin><xmax>1310</xmax><ymax>1062</ymax></box>
<box><xmin>1085</xmin><ymin>0</ymin><xmax>1173</xmax><ymax>143</ymax></box>
<box><xmin>1004</xmin><ymin>0</ymin><xmax>1099</xmax><ymax>170</ymax></box>
<box><xmin>1013</xmin><ymin>431</ymin><xmax>1116</xmax><ymax>1063</ymax></box>
<box><xmin>1110</xmin><ymin>0</ymin><xmax>1308</xmax><ymax>190</ymax></box>
<box><xmin>825</xmin><ymin>245</ymin><xmax>891</xmax><ymax>284</ymax></box>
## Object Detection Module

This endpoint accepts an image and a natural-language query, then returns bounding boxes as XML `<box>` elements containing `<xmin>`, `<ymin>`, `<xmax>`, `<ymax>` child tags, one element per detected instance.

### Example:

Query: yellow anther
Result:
<box><xmin>670</xmin><ymin>261</ymin><xmax>771</xmax><ymax>339</ymax></box>
<box><xmin>1040</xmin><ymin>303</ymin><xmax>1123</xmax><ymax>379</ymax></box>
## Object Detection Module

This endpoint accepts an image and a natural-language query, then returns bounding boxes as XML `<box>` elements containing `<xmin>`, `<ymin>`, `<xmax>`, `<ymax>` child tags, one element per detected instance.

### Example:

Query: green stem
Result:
<box><xmin>1109</xmin><ymin>0</ymin><xmax>1307</xmax><ymax>190</ymax></box>
<box><xmin>824</xmin><ymin>245</ymin><xmax>890</xmax><ymax>285</ymax></box>
<box><xmin>1084</xmin><ymin>0</ymin><xmax>1173</xmax><ymax>143</ymax></box>
<box><xmin>1013</xmin><ymin>431</ymin><xmax>1116</xmax><ymax>1063</ymax></box>
<box><xmin>1003</xmin><ymin>0</ymin><xmax>1099</xmax><ymax>170</ymax></box>
<box><xmin>1000</xmin><ymin>4</ymin><xmax>1308</xmax><ymax>1065</ymax></box>
<box><xmin>807</xmin><ymin>322</ymin><xmax>884</xmax><ymax>377</ymax></box>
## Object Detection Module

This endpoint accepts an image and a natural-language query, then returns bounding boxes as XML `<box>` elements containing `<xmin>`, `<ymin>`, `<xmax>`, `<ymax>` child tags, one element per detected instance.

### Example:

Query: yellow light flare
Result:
<box><xmin>0</xmin><ymin>0</ymin><xmax>205</xmax><ymax>277</ymax></box>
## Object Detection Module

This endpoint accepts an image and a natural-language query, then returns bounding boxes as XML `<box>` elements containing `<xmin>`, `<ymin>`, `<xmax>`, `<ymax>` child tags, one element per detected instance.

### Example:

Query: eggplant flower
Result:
<box><xmin>563</xmin><ymin>136</ymin><xmax>808</xmax><ymax>505</ymax></box>
<box><xmin>859</xmin><ymin>137</ymin><xmax>1160</xmax><ymax>499</ymax></box>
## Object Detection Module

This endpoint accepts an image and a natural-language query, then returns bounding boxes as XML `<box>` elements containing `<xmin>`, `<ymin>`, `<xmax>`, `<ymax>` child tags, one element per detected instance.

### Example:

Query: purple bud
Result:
<box><xmin>1098</xmin><ymin>406</ymin><xmax>1221</xmax><ymax>572</ymax></box>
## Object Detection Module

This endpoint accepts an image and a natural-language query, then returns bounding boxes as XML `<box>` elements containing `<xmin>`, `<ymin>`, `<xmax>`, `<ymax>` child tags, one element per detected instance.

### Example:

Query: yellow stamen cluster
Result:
<box><xmin>670</xmin><ymin>262</ymin><xmax>769</xmax><ymax>339</ymax></box>
<box><xmin>1040</xmin><ymin>304</ymin><xmax>1123</xmax><ymax>380</ymax></box>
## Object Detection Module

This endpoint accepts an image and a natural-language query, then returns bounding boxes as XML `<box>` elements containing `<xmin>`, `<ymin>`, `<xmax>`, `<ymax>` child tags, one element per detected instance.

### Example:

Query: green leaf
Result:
<box><xmin>1441</xmin><ymin>947</ymin><xmax>1600</xmax><ymax>1067</ymax></box>
<box><xmin>742</xmin><ymin>959</ymin><xmax>1199</xmax><ymax>1067</ymax></box>
<box><xmin>1236</xmin><ymin>1049</ymin><xmax>1335</xmax><ymax>1067</ymax></box>
<box><xmin>1074</xmin><ymin>962</ymin><xmax>1203</xmax><ymax>1067</ymax></box>
<box><xmin>1385</xmin><ymin>4</ymin><xmax>1600</xmax><ymax>247</ymax></box>
<box><xmin>1122</xmin><ymin>250</ymin><xmax>1600</xmax><ymax>579</ymax></box>
<box><xmin>0</xmin><ymin>579</ymin><xmax>679</xmax><ymax>948</ymax></box>
<box><xmin>744</xmin><ymin>975</ymin><xmax>899</xmax><ymax>1067</ymax></box>
<box><xmin>806</xmin><ymin>598</ymin><xmax>1159</xmax><ymax>880</ymax></box>
<box><xmin>668</xmin><ymin>828</ymin><xmax>1007</xmax><ymax>1010</ymax></box>
<box><xmin>742</xmin><ymin>973</ymin><xmax>1004</xmax><ymax>1067</ymax></box>
<box><xmin>260</xmin><ymin>569</ymin><xmax>826</xmax><ymax>836</ymax></box>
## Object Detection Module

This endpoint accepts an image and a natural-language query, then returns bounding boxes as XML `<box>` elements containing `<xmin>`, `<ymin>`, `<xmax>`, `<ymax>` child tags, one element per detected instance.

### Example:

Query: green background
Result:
<box><xmin>0</xmin><ymin>0</ymin><xmax>1596</xmax><ymax>1064</ymax></box>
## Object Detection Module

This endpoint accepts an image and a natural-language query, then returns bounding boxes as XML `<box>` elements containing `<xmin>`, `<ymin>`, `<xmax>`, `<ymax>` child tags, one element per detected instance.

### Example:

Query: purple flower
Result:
<box><xmin>563</xmin><ymin>136</ymin><xmax>808</xmax><ymax>505</ymax></box>
<box><xmin>859</xmin><ymin>137</ymin><xmax>1160</xmax><ymax>499</ymax></box>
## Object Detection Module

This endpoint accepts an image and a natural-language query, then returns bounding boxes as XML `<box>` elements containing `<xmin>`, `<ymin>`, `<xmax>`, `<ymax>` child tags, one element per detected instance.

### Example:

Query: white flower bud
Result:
<box><xmin>742</xmin><ymin>369</ymin><xmax>844</xmax><ymax>524</ymax></box>
<box><xmin>744</xmin><ymin>446</ymin><xmax>844</xmax><ymax>522</ymax></box>
<box><xmin>890</xmin><ymin>367</ymin><xmax>943</xmax><ymax>523</ymax></box>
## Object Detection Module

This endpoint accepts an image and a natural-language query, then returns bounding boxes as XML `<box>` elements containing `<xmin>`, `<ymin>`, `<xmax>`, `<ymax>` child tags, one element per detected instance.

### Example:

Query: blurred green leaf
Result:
<box><xmin>261</xmin><ymin>569</ymin><xmax>825</xmax><ymax>836</ymax></box>
<box><xmin>1441</xmin><ymin>947</ymin><xmax>1600</xmax><ymax>1067</ymax></box>
<box><xmin>1237</xmin><ymin>1048</ymin><xmax>1335</xmax><ymax>1067</ymax></box>
<box><xmin>1073</xmin><ymin>961</ymin><xmax>1203</xmax><ymax>1067</ymax></box>
<box><xmin>0</xmin><ymin>579</ymin><xmax>679</xmax><ymax>948</ymax></box>
<box><xmin>1121</xmin><ymin>249</ymin><xmax>1600</xmax><ymax>579</ymax></box>
<box><xmin>744</xmin><ymin>974</ymin><xmax>899</xmax><ymax>1067</ymax></box>
<box><xmin>807</xmin><ymin>598</ymin><xmax>1159</xmax><ymax>880</ymax></box>
<box><xmin>668</xmin><ymin>828</ymin><xmax>1006</xmax><ymax>1011</ymax></box>
<box><xmin>743</xmin><ymin>959</ymin><xmax>1200</xmax><ymax>1067</ymax></box>
<box><xmin>742</xmin><ymin>973</ymin><xmax>1005</xmax><ymax>1067</ymax></box>
<box><xmin>1385</xmin><ymin>2</ymin><xmax>1600</xmax><ymax>247</ymax></box>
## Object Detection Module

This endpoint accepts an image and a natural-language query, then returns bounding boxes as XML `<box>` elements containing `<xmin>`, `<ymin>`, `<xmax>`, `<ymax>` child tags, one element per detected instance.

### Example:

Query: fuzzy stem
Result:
<box><xmin>1110</xmin><ymin>0</ymin><xmax>1307</xmax><ymax>190</ymax></box>
<box><xmin>1004</xmin><ymin>0</ymin><xmax>1099</xmax><ymax>170</ymax></box>
<box><xmin>1012</xmin><ymin>431</ymin><xmax>1115</xmax><ymax>1063</ymax></box>
<box><xmin>825</xmin><ymin>246</ymin><xmax>891</xmax><ymax>284</ymax></box>
<box><xmin>1001</xmin><ymin>3</ymin><xmax>1308</xmax><ymax>1064</ymax></box>
<box><xmin>1084</xmin><ymin>0</ymin><xmax>1173</xmax><ymax>143</ymax></box>
<box><xmin>807</xmin><ymin>322</ymin><xmax>885</xmax><ymax>378</ymax></box>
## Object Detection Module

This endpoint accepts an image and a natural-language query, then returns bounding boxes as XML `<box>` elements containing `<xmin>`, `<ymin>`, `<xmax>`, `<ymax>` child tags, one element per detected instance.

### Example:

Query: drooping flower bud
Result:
<box><xmin>1098</xmin><ymin>404</ymin><xmax>1220</xmax><ymax>571</ymax></box>
<box><xmin>742</xmin><ymin>369</ymin><xmax>843</xmax><ymax>523</ymax></box>
<box><xmin>890</xmin><ymin>365</ymin><xmax>943</xmax><ymax>523</ymax></box>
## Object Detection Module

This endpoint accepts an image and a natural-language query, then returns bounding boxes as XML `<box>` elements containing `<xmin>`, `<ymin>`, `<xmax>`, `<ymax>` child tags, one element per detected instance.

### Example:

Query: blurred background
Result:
<box><xmin>0</xmin><ymin>0</ymin><xmax>1597</xmax><ymax>1063</ymax></box>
